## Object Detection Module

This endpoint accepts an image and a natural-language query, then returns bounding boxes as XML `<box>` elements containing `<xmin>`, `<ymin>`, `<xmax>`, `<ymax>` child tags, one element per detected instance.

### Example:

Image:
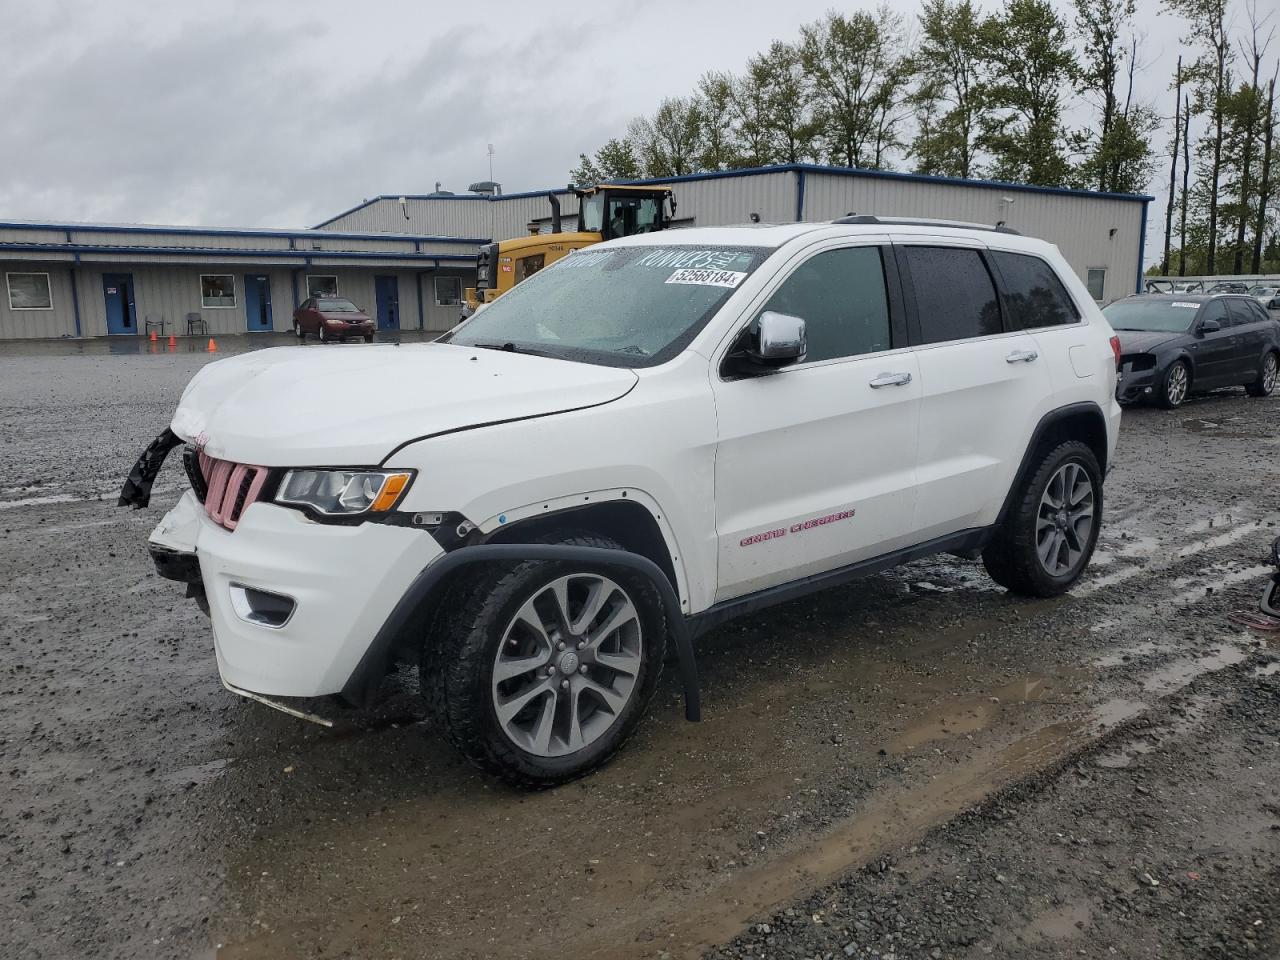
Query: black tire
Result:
<box><xmin>363</xmin><ymin>334</ymin><xmax>374</xmax><ymax>343</ymax></box>
<box><xmin>982</xmin><ymin>440</ymin><xmax>1103</xmax><ymax>597</ymax></box>
<box><xmin>1158</xmin><ymin>359</ymin><xmax>1189</xmax><ymax>409</ymax></box>
<box><xmin>318</xmin><ymin>324</ymin><xmax>329</xmax><ymax>343</ymax></box>
<box><xmin>294</xmin><ymin>320</ymin><xmax>305</xmax><ymax>341</ymax></box>
<box><xmin>423</xmin><ymin>533</ymin><xmax>667</xmax><ymax>788</ymax></box>
<box><xmin>1245</xmin><ymin>350</ymin><xmax>1278</xmax><ymax>397</ymax></box>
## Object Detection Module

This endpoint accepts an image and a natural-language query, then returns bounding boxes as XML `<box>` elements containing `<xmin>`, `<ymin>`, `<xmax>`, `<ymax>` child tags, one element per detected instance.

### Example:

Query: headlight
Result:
<box><xmin>276</xmin><ymin>469</ymin><xmax>413</xmax><ymax>516</ymax></box>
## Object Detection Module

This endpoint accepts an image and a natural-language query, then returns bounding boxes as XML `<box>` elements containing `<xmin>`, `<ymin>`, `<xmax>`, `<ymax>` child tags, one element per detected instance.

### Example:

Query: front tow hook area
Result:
<box><xmin>119</xmin><ymin>427</ymin><xmax>183</xmax><ymax>508</ymax></box>
<box><xmin>149</xmin><ymin>543</ymin><xmax>209</xmax><ymax>615</ymax></box>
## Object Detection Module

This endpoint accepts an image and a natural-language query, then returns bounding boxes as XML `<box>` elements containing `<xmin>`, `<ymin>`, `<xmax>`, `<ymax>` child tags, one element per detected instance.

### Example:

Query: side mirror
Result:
<box><xmin>756</xmin><ymin>311</ymin><xmax>807</xmax><ymax>363</ymax></box>
<box><xmin>1198</xmin><ymin>318</ymin><xmax>1221</xmax><ymax>335</ymax></box>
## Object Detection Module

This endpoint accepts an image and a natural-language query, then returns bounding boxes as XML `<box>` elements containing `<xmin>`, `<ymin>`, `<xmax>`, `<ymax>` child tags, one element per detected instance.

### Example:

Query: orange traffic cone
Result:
<box><xmin>207</xmin><ymin>337</ymin><xmax>218</xmax><ymax>352</ymax></box>
<box><xmin>149</xmin><ymin>329</ymin><xmax>158</xmax><ymax>342</ymax></box>
<box><xmin>168</xmin><ymin>335</ymin><xmax>177</xmax><ymax>348</ymax></box>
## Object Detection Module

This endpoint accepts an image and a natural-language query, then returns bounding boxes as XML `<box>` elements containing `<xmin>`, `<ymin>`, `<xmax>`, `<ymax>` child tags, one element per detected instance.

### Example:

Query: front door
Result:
<box><xmin>102</xmin><ymin>273</ymin><xmax>137</xmax><ymax>335</ymax></box>
<box><xmin>1189</xmin><ymin>299</ymin><xmax>1238</xmax><ymax>387</ymax></box>
<box><xmin>244</xmin><ymin>274</ymin><xmax>273</xmax><ymax>332</ymax></box>
<box><xmin>711</xmin><ymin>243</ymin><xmax>921</xmax><ymax>603</ymax></box>
<box><xmin>374</xmin><ymin>275</ymin><xmax>399</xmax><ymax>330</ymax></box>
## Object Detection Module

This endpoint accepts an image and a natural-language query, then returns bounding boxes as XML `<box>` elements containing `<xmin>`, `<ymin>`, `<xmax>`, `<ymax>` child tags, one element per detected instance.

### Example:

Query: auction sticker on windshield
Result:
<box><xmin>665</xmin><ymin>268</ymin><xmax>747</xmax><ymax>288</ymax></box>
<box><xmin>1171</xmin><ymin>301</ymin><xmax>1200</xmax><ymax>308</ymax></box>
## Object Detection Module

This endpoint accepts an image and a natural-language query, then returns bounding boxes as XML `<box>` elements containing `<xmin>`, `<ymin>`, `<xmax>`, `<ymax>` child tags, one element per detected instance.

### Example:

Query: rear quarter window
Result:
<box><xmin>990</xmin><ymin>251</ymin><xmax>1080</xmax><ymax>329</ymax></box>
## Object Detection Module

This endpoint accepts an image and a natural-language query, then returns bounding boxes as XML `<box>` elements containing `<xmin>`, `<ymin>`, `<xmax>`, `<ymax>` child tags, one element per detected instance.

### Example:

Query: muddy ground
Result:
<box><xmin>1</xmin><ymin>335</ymin><xmax>1278</xmax><ymax>960</ymax></box>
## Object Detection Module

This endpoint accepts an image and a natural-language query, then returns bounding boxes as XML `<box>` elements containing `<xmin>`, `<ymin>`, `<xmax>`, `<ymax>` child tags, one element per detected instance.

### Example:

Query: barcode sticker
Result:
<box><xmin>665</xmin><ymin>268</ymin><xmax>747</xmax><ymax>288</ymax></box>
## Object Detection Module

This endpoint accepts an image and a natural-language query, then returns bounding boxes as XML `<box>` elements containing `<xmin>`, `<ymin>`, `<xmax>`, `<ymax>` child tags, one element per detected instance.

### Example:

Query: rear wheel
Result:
<box><xmin>982</xmin><ymin>440</ymin><xmax>1102</xmax><ymax>597</ymax></box>
<box><xmin>1158</xmin><ymin>359</ymin><xmax>1189</xmax><ymax>409</ymax></box>
<box><xmin>424</xmin><ymin>534</ymin><xmax>666</xmax><ymax>788</ymax></box>
<box><xmin>1246</xmin><ymin>351</ymin><xmax>1278</xmax><ymax>397</ymax></box>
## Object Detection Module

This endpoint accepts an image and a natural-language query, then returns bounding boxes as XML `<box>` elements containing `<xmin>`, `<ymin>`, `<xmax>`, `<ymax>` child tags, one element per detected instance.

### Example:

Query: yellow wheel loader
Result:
<box><xmin>461</xmin><ymin>184</ymin><xmax>677</xmax><ymax>314</ymax></box>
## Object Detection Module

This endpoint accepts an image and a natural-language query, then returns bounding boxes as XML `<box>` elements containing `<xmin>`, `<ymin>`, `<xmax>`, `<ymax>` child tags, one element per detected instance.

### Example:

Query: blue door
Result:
<box><xmin>244</xmin><ymin>274</ymin><xmax>273</xmax><ymax>332</ymax></box>
<box><xmin>102</xmin><ymin>273</ymin><xmax>137</xmax><ymax>335</ymax></box>
<box><xmin>374</xmin><ymin>275</ymin><xmax>399</xmax><ymax>330</ymax></box>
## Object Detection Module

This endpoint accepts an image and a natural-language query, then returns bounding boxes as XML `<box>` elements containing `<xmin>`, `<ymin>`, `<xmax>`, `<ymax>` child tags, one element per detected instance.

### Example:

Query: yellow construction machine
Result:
<box><xmin>462</xmin><ymin>184</ymin><xmax>677</xmax><ymax>314</ymax></box>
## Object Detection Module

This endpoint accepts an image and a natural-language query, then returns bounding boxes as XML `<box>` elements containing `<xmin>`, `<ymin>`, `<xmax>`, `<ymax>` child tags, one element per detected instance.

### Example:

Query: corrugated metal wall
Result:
<box><xmin>320</xmin><ymin>198</ymin><xmax>494</xmax><ymax>237</ymax></box>
<box><xmin>800</xmin><ymin>172</ymin><xmax>1144</xmax><ymax>301</ymax></box>
<box><xmin>0</xmin><ymin>260</ymin><xmax>479</xmax><ymax>339</ymax></box>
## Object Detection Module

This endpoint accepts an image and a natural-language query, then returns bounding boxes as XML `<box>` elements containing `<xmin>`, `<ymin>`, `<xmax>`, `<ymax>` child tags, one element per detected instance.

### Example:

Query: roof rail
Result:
<box><xmin>832</xmin><ymin>214</ymin><xmax>1021</xmax><ymax>235</ymax></box>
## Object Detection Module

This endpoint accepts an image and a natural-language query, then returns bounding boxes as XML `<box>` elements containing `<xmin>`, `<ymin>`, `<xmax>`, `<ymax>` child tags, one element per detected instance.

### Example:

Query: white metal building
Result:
<box><xmin>1</xmin><ymin>163</ymin><xmax>1151</xmax><ymax>340</ymax></box>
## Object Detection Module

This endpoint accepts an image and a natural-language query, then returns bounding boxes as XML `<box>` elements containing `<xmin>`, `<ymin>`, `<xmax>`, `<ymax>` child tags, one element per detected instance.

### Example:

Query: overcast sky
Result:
<box><xmin>2</xmin><ymin>0</ymin><xmax>1207</xmax><ymax>263</ymax></box>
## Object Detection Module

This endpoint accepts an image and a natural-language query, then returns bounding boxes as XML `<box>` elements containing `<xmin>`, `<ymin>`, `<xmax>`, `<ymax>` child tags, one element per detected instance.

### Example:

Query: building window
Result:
<box><xmin>6</xmin><ymin>272</ymin><xmax>53</xmax><ymax>310</ymax></box>
<box><xmin>307</xmin><ymin>275</ymin><xmax>338</xmax><ymax>297</ymax></box>
<box><xmin>435</xmin><ymin>276</ymin><xmax>462</xmax><ymax>305</ymax></box>
<box><xmin>200</xmin><ymin>275</ymin><xmax>236</xmax><ymax>308</ymax></box>
<box><xmin>1086</xmin><ymin>268</ymin><xmax>1107</xmax><ymax>302</ymax></box>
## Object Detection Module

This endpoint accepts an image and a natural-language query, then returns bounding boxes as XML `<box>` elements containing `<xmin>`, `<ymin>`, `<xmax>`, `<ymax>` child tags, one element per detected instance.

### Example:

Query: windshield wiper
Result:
<box><xmin>473</xmin><ymin>341</ymin><xmax>520</xmax><ymax>352</ymax></box>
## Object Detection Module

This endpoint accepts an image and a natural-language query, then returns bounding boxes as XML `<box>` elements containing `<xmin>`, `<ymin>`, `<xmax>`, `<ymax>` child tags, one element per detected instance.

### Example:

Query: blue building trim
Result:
<box><xmin>0</xmin><ymin>242</ymin><xmax>476</xmax><ymax>263</ymax></box>
<box><xmin>0</xmin><ymin>220</ymin><xmax>488</xmax><ymax>246</ymax></box>
<box><xmin>1135</xmin><ymin>198</ymin><xmax>1151</xmax><ymax>294</ymax></box>
<box><xmin>69</xmin><ymin>265</ymin><xmax>82</xmax><ymax>337</ymax></box>
<box><xmin>416</xmin><ymin>270</ymin><xmax>425</xmax><ymax>330</ymax></box>
<box><xmin>794</xmin><ymin>170</ymin><xmax>806</xmax><ymax>222</ymax></box>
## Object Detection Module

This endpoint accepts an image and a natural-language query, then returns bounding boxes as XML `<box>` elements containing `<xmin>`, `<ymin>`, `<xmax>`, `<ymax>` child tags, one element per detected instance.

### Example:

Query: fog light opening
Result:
<box><xmin>229</xmin><ymin>583</ymin><xmax>297</xmax><ymax>629</ymax></box>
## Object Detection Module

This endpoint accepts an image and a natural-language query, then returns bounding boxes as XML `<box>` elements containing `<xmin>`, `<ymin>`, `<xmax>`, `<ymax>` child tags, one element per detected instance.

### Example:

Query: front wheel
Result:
<box><xmin>982</xmin><ymin>440</ymin><xmax>1102</xmax><ymax>597</ymax></box>
<box><xmin>294</xmin><ymin>320</ymin><xmax>305</xmax><ymax>341</ymax></box>
<box><xmin>363</xmin><ymin>334</ymin><xmax>374</xmax><ymax>343</ymax></box>
<box><xmin>318</xmin><ymin>324</ymin><xmax>329</xmax><ymax>344</ymax></box>
<box><xmin>1159</xmin><ymin>359</ymin><xmax>1189</xmax><ymax>409</ymax></box>
<box><xmin>1246</xmin><ymin>351</ymin><xmax>1278</xmax><ymax>397</ymax></box>
<box><xmin>424</xmin><ymin>536</ymin><xmax>666</xmax><ymax>788</ymax></box>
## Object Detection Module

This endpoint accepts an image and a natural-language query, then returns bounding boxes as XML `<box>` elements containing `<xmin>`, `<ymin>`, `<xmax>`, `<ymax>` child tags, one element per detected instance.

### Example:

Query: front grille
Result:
<box><xmin>193</xmin><ymin>451</ymin><xmax>269</xmax><ymax>530</ymax></box>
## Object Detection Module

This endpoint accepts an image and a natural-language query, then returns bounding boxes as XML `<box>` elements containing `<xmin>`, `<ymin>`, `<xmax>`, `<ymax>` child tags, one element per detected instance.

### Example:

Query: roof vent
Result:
<box><xmin>468</xmin><ymin>180</ymin><xmax>502</xmax><ymax>196</ymax></box>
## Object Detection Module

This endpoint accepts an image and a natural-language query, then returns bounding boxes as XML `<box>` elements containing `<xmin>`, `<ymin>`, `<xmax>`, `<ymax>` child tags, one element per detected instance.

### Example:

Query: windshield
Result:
<box><xmin>318</xmin><ymin>298</ymin><xmax>360</xmax><ymax>313</ymax></box>
<box><xmin>1103</xmin><ymin>299</ymin><xmax>1199</xmax><ymax>332</ymax></box>
<box><xmin>444</xmin><ymin>244</ymin><xmax>769</xmax><ymax>367</ymax></box>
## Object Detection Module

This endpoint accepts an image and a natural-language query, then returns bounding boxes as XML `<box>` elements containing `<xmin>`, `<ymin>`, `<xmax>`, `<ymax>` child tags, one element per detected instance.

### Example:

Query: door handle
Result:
<box><xmin>869</xmin><ymin>372</ymin><xmax>913</xmax><ymax>388</ymax></box>
<box><xmin>1006</xmin><ymin>350</ymin><xmax>1039</xmax><ymax>363</ymax></box>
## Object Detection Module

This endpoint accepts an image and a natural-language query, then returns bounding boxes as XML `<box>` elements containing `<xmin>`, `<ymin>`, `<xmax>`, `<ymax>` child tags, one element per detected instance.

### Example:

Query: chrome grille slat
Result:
<box><xmin>193</xmin><ymin>452</ymin><xmax>268</xmax><ymax>530</ymax></box>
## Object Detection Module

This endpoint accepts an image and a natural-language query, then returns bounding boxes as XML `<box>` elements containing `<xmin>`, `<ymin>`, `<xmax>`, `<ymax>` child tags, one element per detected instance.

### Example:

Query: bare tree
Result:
<box><xmin>1232</xmin><ymin>0</ymin><xmax>1274</xmax><ymax>272</ymax></box>
<box><xmin>1181</xmin><ymin>91</ymin><xmax>1191</xmax><ymax>275</ymax></box>
<box><xmin>1164</xmin><ymin>56</ymin><xmax>1183</xmax><ymax>275</ymax></box>
<box><xmin>1253</xmin><ymin>72</ymin><xmax>1277</xmax><ymax>272</ymax></box>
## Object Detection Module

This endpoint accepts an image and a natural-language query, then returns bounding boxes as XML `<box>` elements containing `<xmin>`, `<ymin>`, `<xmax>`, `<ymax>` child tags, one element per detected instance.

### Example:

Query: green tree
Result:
<box><xmin>693</xmin><ymin>72</ymin><xmax>739</xmax><ymax>171</ymax></box>
<box><xmin>800</xmin><ymin>6</ymin><xmax>909</xmax><ymax>169</ymax></box>
<box><xmin>629</xmin><ymin>97</ymin><xmax>705</xmax><ymax>178</ymax></box>
<box><xmin>909</xmin><ymin>0</ymin><xmax>986</xmax><ymax>178</ymax></box>
<box><xmin>747</xmin><ymin>40</ymin><xmax>818</xmax><ymax>164</ymax></box>
<box><xmin>1071</xmin><ymin>0</ymin><xmax>1157</xmax><ymax>193</ymax></box>
<box><xmin>569</xmin><ymin>138</ymin><xmax>641</xmax><ymax>186</ymax></box>
<box><xmin>978</xmin><ymin>0</ymin><xmax>1077</xmax><ymax>186</ymax></box>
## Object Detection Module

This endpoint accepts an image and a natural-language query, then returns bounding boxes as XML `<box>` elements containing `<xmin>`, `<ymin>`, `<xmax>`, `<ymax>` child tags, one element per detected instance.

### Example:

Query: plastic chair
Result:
<box><xmin>144</xmin><ymin>314</ymin><xmax>165</xmax><ymax>337</ymax></box>
<box><xmin>186</xmin><ymin>312</ymin><xmax>207</xmax><ymax>336</ymax></box>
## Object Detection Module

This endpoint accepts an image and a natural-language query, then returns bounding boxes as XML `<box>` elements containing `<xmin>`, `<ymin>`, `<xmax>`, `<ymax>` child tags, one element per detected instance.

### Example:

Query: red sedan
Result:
<box><xmin>292</xmin><ymin>297</ymin><xmax>375</xmax><ymax>343</ymax></box>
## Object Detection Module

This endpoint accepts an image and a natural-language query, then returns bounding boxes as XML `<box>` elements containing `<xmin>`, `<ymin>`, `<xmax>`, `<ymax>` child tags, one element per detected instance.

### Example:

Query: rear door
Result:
<box><xmin>897</xmin><ymin>241</ymin><xmax>1046</xmax><ymax>540</ymax></box>
<box><xmin>711</xmin><ymin>240</ymin><xmax>921</xmax><ymax>602</ymax></box>
<box><xmin>1227</xmin><ymin>297</ymin><xmax>1267</xmax><ymax>380</ymax></box>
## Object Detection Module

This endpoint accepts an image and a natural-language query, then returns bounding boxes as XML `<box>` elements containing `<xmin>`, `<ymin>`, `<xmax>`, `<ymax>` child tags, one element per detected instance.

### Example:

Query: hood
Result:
<box><xmin>171</xmin><ymin>343</ymin><xmax>638</xmax><ymax>466</ymax></box>
<box><xmin>1115</xmin><ymin>330</ymin><xmax>1186</xmax><ymax>354</ymax></box>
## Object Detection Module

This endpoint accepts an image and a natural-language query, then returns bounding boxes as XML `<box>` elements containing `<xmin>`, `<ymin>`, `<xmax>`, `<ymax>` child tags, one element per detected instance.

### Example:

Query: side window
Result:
<box><xmin>1251</xmin><ymin>300</ymin><xmax>1274</xmax><ymax>322</ymax></box>
<box><xmin>1200</xmin><ymin>300</ymin><xmax>1229</xmax><ymax>327</ymax></box>
<box><xmin>1226</xmin><ymin>298</ymin><xmax>1258</xmax><ymax>326</ymax></box>
<box><xmin>990</xmin><ymin>251</ymin><xmax>1080</xmax><ymax>329</ymax></box>
<box><xmin>903</xmin><ymin>246</ymin><xmax>1002</xmax><ymax>344</ymax></box>
<box><xmin>759</xmin><ymin>246</ymin><xmax>892</xmax><ymax>363</ymax></box>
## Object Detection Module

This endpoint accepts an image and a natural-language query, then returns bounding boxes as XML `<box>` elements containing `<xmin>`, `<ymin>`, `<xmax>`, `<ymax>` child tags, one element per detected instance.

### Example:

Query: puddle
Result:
<box><xmin>1167</xmin><ymin>563</ymin><xmax>1273</xmax><ymax>607</ymax></box>
<box><xmin>1094</xmin><ymin>640</ymin><xmax>1162</xmax><ymax>666</ymax></box>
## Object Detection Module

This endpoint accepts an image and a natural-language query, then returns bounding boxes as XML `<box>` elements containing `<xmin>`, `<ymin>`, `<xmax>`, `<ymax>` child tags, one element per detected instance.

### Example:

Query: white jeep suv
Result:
<box><xmin>122</xmin><ymin>217</ymin><xmax>1123</xmax><ymax>786</ymax></box>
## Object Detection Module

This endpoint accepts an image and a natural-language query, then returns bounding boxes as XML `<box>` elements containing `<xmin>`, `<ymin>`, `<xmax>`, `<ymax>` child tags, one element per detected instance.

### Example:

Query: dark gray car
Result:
<box><xmin>1105</xmin><ymin>294</ymin><xmax>1280</xmax><ymax>409</ymax></box>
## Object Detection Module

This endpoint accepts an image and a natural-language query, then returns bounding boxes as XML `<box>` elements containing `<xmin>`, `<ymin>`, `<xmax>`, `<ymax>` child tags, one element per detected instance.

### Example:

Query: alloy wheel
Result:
<box><xmin>1036</xmin><ymin>461</ymin><xmax>1095</xmax><ymax>577</ymax></box>
<box><xmin>1166</xmin><ymin>363</ymin><xmax>1188</xmax><ymax>406</ymax></box>
<box><xmin>490</xmin><ymin>573</ymin><xmax>642</xmax><ymax>757</ymax></box>
<box><xmin>1263</xmin><ymin>354</ymin><xmax>1278</xmax><ymax>393</ymax></box>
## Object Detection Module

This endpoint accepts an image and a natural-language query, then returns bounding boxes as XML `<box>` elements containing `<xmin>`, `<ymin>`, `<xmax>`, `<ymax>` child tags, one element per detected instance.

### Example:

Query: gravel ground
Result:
<box><xmin>1</xmin><ymin>336</ymin><xmax>1278</xmax><ymax>960</ymax></box>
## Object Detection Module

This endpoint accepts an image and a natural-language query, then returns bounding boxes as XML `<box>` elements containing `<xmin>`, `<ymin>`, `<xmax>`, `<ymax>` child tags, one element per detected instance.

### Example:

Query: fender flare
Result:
<box><xmin>342</xmin><ymin>543</ymin><xmax>701</xmax><ymax>722</ymax></box>
<box><xmin>994</xmin><ymin>401</ymin><xmax>1108</xmax><ymax>529</ymax></box>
